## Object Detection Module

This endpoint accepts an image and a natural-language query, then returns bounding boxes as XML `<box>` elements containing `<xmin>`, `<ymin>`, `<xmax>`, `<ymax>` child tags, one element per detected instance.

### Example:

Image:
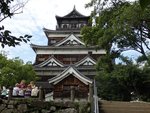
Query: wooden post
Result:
<box><xmin>70</xmin><ymin>86</ymin><xmax>75</xmax><ymax>102</ymax></box>
<box><xmin>8</xmin><ymin>86</ymin><xmax>13</xmax><ymax>100</ymax></box>
<box><xmin>0</xmin><ymin>86</ymin><xmax>2</xmax><ymax>98</ymax></box>
<box><xmin>39</xmin><ymin>86</ymin><xmax>44</xmax><ymax>101</ymax></box>
<box><xmin>89</xmin><ymin>83</ymin><xmax>94</xmax><ymax>113</ymax></box>
<box><xmin>88</xmin><ymin>84</ymin><xmax>93</xmax><ymax>102</ymax></box>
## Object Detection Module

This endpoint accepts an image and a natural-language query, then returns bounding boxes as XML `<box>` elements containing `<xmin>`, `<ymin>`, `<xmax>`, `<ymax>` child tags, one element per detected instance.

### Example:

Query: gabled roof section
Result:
<box><xmin>35</xmin><ymin>56</ymin><xmax>64</xmax><ymax>67</ymax></box>
<box><xmin>56</xmin><ymin>6</ymin><xmax>89</xmax><ymax>19</ymax></box>
<box><xmin>49</xmin><ymin>66</ymin><xmax>93</xmax><ymax>85</ymax></box>
<box><xmin>64</xmin><ymin>6</ymin><xmax>86</xmax><ymax>18</ymax></box>
<box><xmin>75</xmin><ymin>55</ymin><xmax>96</xmax><ymax>67</ymax></box>
<box><xmin>55</xmin><ymin>34</ymin><xmax>85</xmax><ymax>46</ymax></box>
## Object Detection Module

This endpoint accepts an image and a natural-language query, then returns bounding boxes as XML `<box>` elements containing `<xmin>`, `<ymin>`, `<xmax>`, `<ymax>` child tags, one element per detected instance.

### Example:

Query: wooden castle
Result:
<box><xmin>31</xmin><ymin>6</ymin><xmax>106</xmax><ymax>101</ymax></box>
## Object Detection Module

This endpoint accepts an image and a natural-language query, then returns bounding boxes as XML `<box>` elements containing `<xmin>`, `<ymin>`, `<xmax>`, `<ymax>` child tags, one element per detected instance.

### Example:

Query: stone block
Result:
<box><xmin>50</xmin><ymin>106</ymin><xmax>56</xmax><ymax>112</ymax></box>
<box><xmin>56</xmin><ymin>108</ymin><xmax>77</xmax><ymax>113</ymax></box>
<box><xmin>1</xmin><ymin>109</ymin><xmax>14</xmax><ymax>113</ymax></box>
<box><xmin>17</xmin><ymin>104</ymin><xmax>27</xmax><ymax>112</ymax></box>
<box><xmin>0</xmin><ymin>104</ymin><xmax>6</xmax><ymax>111</ymax></box>
<box><xmin>7</xmin><ymin>105</ymin><xmax>14</xmax><ymax>109</ymax></box>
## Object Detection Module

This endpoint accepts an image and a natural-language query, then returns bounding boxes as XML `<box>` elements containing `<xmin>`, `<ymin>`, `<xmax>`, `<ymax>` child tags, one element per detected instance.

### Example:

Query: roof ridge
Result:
<box><xmin>55</xmin><ymin>6</ymin><xmax>89</xmax><ymax>18</ymax></box>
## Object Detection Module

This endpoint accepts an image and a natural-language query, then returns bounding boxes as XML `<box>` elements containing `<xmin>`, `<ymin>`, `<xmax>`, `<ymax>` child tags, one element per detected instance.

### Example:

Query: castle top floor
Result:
<box><xmin>55</xmin><ymin>6</ymin><xmax>90</xmax><ymax>31</ymax></box>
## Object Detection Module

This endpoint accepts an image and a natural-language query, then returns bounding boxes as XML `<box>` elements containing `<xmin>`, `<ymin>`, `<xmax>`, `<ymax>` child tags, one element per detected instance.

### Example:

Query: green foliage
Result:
<box><xmin>84</xmin><ymin>0</ymin><xmax>150</xmax><ymax>102</ymax></box>
<box><xmin>74</xmin><ymin>102</ymin><xmax>90</xmax><ymax>113</ymax></box>
<box><xmin>139</xmin><ymin>0</ymin><xmax>150</xmax><ymax>9</ymax></box>
<box><xmin>0</xmin><ymin>54</ymin><xmax>36</xmax><ymax>87</ymax></box>
<box><xmin>96</xmin><ymin>56</ymin><xmax>150</xmax><ymax>101</ymax></box>
<box><xmin>82</xmin><ymin>1</ymin><xmax>150</xmax><ymax>59</ymax></box>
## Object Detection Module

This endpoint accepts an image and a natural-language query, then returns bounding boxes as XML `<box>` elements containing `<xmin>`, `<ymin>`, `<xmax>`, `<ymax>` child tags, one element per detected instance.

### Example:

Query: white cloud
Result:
<box><xmin>1</xmin><ymin>0</ymin><xmax>92</xmax><ymax>63</ymax></box>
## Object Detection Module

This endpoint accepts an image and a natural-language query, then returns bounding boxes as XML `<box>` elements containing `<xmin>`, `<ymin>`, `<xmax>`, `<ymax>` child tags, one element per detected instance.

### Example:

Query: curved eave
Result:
<box><xmin>35</xmin><ymin>56</ymin><xmax>64</xmax><ymax>67</ymax></box>
<box><xmin>55</xmin><ymin>15</ymin><xmax>90</xmax><ymax>19</ymax></box>
<box><xmin>30</xmin><ymin>44</ymin><xmax>50</xmax><ymax>52</ymax></box>
<box><xmin>75</xmin><ymin>55</ymin><xmax>96</xmax><ymax>67</ymax></box>
<box><xmin>43</xmin><ymin>27</ymin><xmax>80</xmax><ymax>34</ymax></box>
<box><xmin>55</xmin><ymin>6</ymin><xmax>90</xmax><ymax>19</ymax></box>
<box><xmin>43</xmin><ymin>27</ymin><xmax>51</xmax><ymax>31</ymax></box>
<box><xmin>43</xmin><ymin>28</ymin><xmax>55</xmax><ymax>38</ymax></box>
<box><xmin>30</xmin><ymin>44</ymin><xmax>104</xmax><ymax>50</ymax></box>
<box><xmin>49</xmin><ymin>66</ymin><xmax>93</xmax><ymax>85</ymax></box>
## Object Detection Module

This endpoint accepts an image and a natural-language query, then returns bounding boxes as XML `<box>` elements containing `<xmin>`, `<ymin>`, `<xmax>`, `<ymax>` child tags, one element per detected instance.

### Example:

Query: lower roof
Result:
<box><xmin>49</xmin><ymin>66</ymin><xmax>93</xmax><ymax>85</ymax></box>
<box><xmin>30</xmin><ymin>44</ymin><xmax>106</xmax><ymax>55</ymax></box>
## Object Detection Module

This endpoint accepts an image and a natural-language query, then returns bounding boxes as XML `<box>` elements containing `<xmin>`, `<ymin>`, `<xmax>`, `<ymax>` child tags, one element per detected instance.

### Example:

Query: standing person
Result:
<box><xmin>18</xmin><ymin>80</ymin><xmax>26</xmax><ymax>89</ymax></box>
<box><xmin>18</xmin><ymin>80</ymin><xmax>27</xmax><ymax>96</ymax></box>
<box><xmin>31</xmin><ymin>86</ymin><xmax>39</xmax><ymax>97</ymax></box>
<box><xmin>28</xmin><ymin>81</ymin><xmax>39</xmax><ymax>97</ymax></box>
<box><xmin>28</xmin><ymin>81</ymin><xmax>36</xmax><ymax>89</ymax></box>
<box><xmin>1</xmin><ymin>86</ymin><xmax>7</xmax><ymax>98</ymax></box>
<box><xmin>12</xmin><ymin>83</ymin><xmax>20</xmax><ymax>96</ymax></box>
<box><xmin>24</xmin><ymin>81</ymin><xmax>35</xmax><ymax>97</ymax></box>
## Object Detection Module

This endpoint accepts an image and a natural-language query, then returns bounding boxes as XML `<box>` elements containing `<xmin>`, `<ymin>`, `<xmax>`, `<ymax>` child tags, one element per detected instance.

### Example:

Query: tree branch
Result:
<box><xmin>0</xmin><ymin>0</ymin><xmax>29</xmax><ymax>22</ymax></box>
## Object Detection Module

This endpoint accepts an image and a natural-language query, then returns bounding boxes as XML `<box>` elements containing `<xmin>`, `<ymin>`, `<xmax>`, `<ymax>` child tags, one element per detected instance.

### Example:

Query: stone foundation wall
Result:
<box><xmin>0</xmin><ymin>99</ymin><xmax>91</xmax><ymax>113</ymax></box>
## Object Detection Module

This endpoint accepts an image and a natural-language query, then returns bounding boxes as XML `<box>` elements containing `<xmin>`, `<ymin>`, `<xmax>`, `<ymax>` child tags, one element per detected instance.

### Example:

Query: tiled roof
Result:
<box><xmin>49</xmin><ymin>66</ymin><xmax>93</xmax><ymax>85</ymax></box>
<box><xmin>55</xmin><ymin>6</ymin><xmax>89</xmax><ymax>19</ymax></box>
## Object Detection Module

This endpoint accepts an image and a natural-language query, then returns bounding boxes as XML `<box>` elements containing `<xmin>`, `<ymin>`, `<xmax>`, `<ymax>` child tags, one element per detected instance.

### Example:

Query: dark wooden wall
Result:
<box><xmin>53</xmin><ymin>75</ymin><xmax>89</xmax><ymax>99</ymax></box>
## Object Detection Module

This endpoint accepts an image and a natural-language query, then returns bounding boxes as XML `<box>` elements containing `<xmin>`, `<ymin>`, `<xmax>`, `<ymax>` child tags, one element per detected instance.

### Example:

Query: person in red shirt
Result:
<box><xmin>17</xmin><ymin>80</ymin><xmax>27</xmax><ymax>96</ymax></box>
<box><xmin>18</xmin><ymin>80</ymin><xmax>26</xmax><ymax>89</ymax></box>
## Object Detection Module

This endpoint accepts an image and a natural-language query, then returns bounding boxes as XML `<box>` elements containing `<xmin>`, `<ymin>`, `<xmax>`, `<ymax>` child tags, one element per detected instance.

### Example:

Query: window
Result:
<box><xmin>80</xmin><ymin>24</ymin><xmax>84</xmax><ymax>28</ymax></box>
<box><xmin>63</xmin><ymin>24</ymin><xmax>67</xmax><ymax>29</ymax></box>
<box><xmin>63</xmin><ymin>58</ymin><xmax>76</xmax><ymax>61</ymax></box>
<box><xmin>83</xmin><ymin>61</ymin><xmax>93</xmax><ymax>66</ymax></box>
<box><xmin>51</xmin><ymin>39</ymin><xmax>56</xmax><ymax>44</ymax></box>
<box><xmin>71</xmin><ymin>24</ymin><xmax>77</xmax><ymax>28</ymax></box>
<box><xmin>48</xmin><ymin>61</ymin><xmax>57</xmax><ymax>66</ymax></box>
<box><xmin>38</xmin><ymin>58</ymin><xmax>45</xmax><ymax>61</ymax></box>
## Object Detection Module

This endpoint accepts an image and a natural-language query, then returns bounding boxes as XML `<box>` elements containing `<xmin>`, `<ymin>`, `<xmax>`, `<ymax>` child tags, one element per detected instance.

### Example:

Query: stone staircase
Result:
<box><xmin>99</xmin><ymin>100</ymin><xmax>150</xmax><ymax>113</ymax></box>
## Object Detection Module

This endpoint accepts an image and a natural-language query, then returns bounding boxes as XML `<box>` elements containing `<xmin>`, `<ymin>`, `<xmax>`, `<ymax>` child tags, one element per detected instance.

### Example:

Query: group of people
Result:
<box><xmin>12</xmin><ymin>80</ymin><xmax>39</xmax><ymax>97</ymax></box>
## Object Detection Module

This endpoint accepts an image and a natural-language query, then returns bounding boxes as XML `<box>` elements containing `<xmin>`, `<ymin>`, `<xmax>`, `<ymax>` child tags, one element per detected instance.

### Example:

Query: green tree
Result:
<box><xmin>0</xmin><ymin>54</ymin><xmax>36</xmax><ymax>87</ymax></box>
<box><xmin>139</xmin><ymin>0</ymin><xmax>150</xmax><ymax>9</ymax></box>
<box><xmin>0</xmin><ymin>0</ymin><xmax>32</xmax><ymax>48</ymax></box>
<box><xmin>83</xmin><ymin>0</ymin><xmax>150</xmax><ymax>101</ymax></box>
<box><xmin>82</xmin><ymin>1</ymin><xmax>150</xmax><ymax>60</ymax></box>
<box><xmin>96</xmin><ymin>56</ymin><xmax>150</xmax><ymax>101</ymax></box>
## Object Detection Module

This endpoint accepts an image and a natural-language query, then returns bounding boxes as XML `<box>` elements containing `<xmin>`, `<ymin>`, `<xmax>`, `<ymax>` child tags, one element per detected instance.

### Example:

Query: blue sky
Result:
<box><xmin>1</xmin><ymin>0</ymin><xmax>140</xmax><ymax>64</ymax></box>
<box><xmin>1</xmin><ymin>0</ymin><xmax>92</xmax><ymax>63</ymax></box>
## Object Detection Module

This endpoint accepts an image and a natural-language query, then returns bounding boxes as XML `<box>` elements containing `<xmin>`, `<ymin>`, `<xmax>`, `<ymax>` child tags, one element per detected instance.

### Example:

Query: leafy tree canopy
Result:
<box><xmin>96</xmin><ymin>56</ymin><xmax>150</xmax><ymax>101</ymax></box>
<box><xmin>83</xmin><ymin>0</ymin><xmax>150</xmax><ymax>101</ymax></box>
<box><xmin>139</xmin><ymin>0</ymin><xmax>150</xmax><ymax>9</ymax></box>
<box><xmin>0</xmin><ymin>0</ymin><xmax>32</xmax><ymax>48</ymax></box>
<box><xmin>0</xmin><ymin>53</ymin><xmax>37</xmax><ymax>87</ymax></box>
<box><xmin>82</xmin><ymin>0</ymin><xmax>150</xmax><ymax>61</ymax></box>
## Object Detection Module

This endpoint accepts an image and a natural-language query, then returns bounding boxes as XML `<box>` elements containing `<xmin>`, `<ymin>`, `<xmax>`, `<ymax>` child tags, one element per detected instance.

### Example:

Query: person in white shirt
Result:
<box><xmin>12</xmin><ymin>83</ymin><xmax>20</xmax><ymax>96</ymax></box>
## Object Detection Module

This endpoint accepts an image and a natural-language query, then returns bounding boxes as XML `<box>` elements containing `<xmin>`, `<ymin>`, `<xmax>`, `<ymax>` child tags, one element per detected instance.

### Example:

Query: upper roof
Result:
<box><xmin>30</xmin><ymin>43</ymin><xmax>106</xmax><ymax>55</ymax></box>
<box><xmin>43</xmin><ymin>27</ymin><xmax>81</xmax><ymax>38</ymax></box>
<box><xmin>55</xmin><ymin>6</ymin><xmax>90</xmax><ymax>19</ymax></box>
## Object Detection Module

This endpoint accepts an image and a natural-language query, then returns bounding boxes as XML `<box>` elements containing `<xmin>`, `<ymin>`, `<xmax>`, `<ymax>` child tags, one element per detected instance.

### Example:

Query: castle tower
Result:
<box><xmin>31</xmin><ymin>6</ymin><xmax>106</xmax><ymax>100</ymax></box>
